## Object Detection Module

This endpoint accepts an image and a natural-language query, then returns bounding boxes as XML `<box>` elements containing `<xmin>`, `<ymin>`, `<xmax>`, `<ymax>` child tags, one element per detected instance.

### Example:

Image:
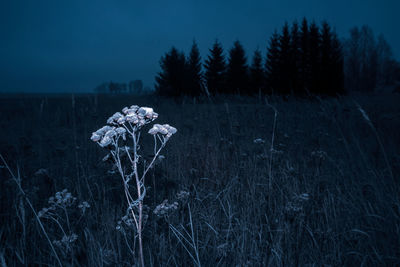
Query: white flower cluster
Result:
<box><xmin>153</xmin><ymin>199</ymin><xmax>179</xmax><ymax>217</ymax></box>
<box><xmin>148</xmin><ymin>124</ymin><xmax>177</xmax><ymax>138</ymax></box>
<box><xmin>38</xmin><ymin>189</ymin><xmax>77</xmax><ymax>217</ymax></box>
<box><xmin>78</xmin><ymin>201</ymin><xmax>91</xmax><ymax>213</ymax></box>
<box><xmin>91</xmin><ymin>105</ymin><xmax>164</xmax><ymax>147</ymax></box>
<box><xmin>253</xmin><ymin>138</ymin><xmax>265</xmax><ymax>144</ymax></box>
<box><xmin>53</xmin><ymin>233</ymin><xmax>78</xmax><ymax>248</ymax></box>
<box><xmin>176</xmin><ymin>190</ymin><xmax>190</xmax><ymax>200</ymax></box>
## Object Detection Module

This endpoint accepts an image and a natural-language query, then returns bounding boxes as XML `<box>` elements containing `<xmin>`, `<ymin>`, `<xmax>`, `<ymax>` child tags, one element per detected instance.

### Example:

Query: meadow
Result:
<box><xmin>0</xmin><ymin>92</ymin><xmax>399</xmax><ymax>266</ymax></box>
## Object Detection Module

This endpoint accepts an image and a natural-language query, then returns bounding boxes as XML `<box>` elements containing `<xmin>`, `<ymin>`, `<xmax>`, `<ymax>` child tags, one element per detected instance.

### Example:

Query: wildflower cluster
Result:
<box><xmin>78</xmin><ymin>201</ymin><xmax>91</xmax><ymax>214</ymax></box>
<box><xmin>91</xmin><ymin>105</ymin><xmax>177</xmax><ymax>266</ymax></box>
<box><xmin>153</xmin><ymin>199</ymin><xmax>179</xmax><ymax>217</ymax></box>
<box><xmin>36</xmin><ymin>189</ymin><xmax>89</xmax><ymax>258</ymax></box>
<box><xmin>148</xmin><ymin>124</ymin><xmax>177</xmax><ymax>139</ymax></box>
<box><xmin>52</xmin><ymin>233</ymin><xmax>78</xmax><ymax>249</ymax></box>
<box><xmin>90</xmin><ymin>106</ymin><xmax>160</xmax><ymax>148</ymax></box>
<box><xmin>253</xmin><ymin>138</ymin><xmax>265</xmax><ymax>144</ymax></box>
<box><xmin>38</xmin><ymin>189</ymin><xmax>77</xmax><ymax>218</ymax></box>
<box><xmin>176</xmin><ymin>190</ymin><xmax>190</xmax><ymax>201</ymax></box>
<box><xmin>153</xmin><ymin>191</ymin><xmax>190</xmax><ymax>218</ymax></box>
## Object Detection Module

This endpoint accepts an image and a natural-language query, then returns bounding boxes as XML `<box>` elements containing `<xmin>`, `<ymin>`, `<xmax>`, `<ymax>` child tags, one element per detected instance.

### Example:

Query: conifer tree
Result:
<box><xmin>330</xmin><ymin>33</ymin><xmax>345</xmax><ymax>95</ymax></box>
<box><xmin>299</xmin><ymin>18</ymin><xmax>310</xmax><ymax>95</ymax></box>
<box><xmin>155</xmin><ymin>47</ymin><xmax>186</xmax><ymax>97</ymax></box>
<box><xmin>226</xmin><ymin>40</ymin><xmax>249</xmax><ymax>95</ymax></box>
<box><xmin>320</xmin><ymin>22</ymin><xmax>345</xmax><ymax>95</ymax></box>
<box><xmin>320</xmin><ymin>21</ymin><xmax>332</xmax><ymax>95</ymax></box>
<box><xmin>265</xmin><ymin>31</ymin><xmax>281</xmax><ymax>94</ymax></box>
<box><xmin>279</xmin><ymin>22</ymin><xmax>292</xmax><ymax>94</ymax></box>
<box><xmin>250</xmin><ymin>49</ymin><xmax>265</xmax><ymax>95</ymax></box>
<box><xmin>308</xmin><ymin>21</ymin><xmax>321</xmax><ymax>94</ymax></box>
<box><xmin>204</xmin><ymin>40</ymin><xmax>226</xmax><ymax>95</ymax></box>
<box><xmin>290</xmin><ymin>21</ymin><xmax>301</xmax><ymax>94</ymax></box>
<box><xmin>186</xmin><ymin>40</ymin><xmax>203</xmax><ymax>96</ymax></box>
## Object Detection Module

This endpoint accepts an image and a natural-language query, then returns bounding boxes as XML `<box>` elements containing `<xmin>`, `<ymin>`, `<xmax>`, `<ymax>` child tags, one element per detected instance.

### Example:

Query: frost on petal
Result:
<box><xmin>91</xmin><ymin>133</ymin><xmax>101</xmax><ymax>142</ymax></box>
<box><xmin>122</xmin><ymin>107</ymin><xmax>129</xmax><ymax>114</ymax></box>
<box><xmin>158</xmin><ymin>125</ymin><xmax>168</xmax><ymax>135</ymax></box>
<box><xmin>152</xmin><ymin>112</ymin><xmax>158</xmax><ymax>120</ymax></box>
<box><xmin>138</xmin><ymin>107</ymin><xmax>153</xmax><ymax>118</ymax></box>
<box><xmin>253</xmin><ymin>138</ymin><xmax>265</xmax><ymax>144</ymax></box>
<box><xmin>107</xmin><ymin>112</ymin><xmax>123</xmax><ymax>125</ymax></box>
<box><xmin>130</xmin><ymin>105</ymin><xmax>139</xmax><ymax>111</ymax></box>
<box><xmin>95</xmin><ymin>125</ymin><xmax>114</xmax><ymax>136</ymax></box>
<box><xmin>153</xmin><ymin>123</ymin><xmax>162</xmax><ymax>129</ymax></box>
<box><xmin>162</xmin><ymin>124</ymin><xmax>177</xmax><ymax>135</ymax></box>
<box><xmin>148</xmin><ymin>127</ymin><xmax>158</xmax><ymax>135</ymax></box>
<box><xmin>105</xmin><ymin>129</ymin><xmax>117</xmax><ymax>138</ymax></box>
<box><xmin>167</xmin><ymin>126</ymin><xmax>177</xmax><ymax>134</ymax></box>
<box><xmin>115</xmin><ymin>127</ymin><xmax>126</xmax><ymax>135</ymax></box>
<box><xmin>99</xmin><ymin>136</ymin><xmax>112</xmax><ymax>147</ymax></box>
<box><xmin>107</xmin><ymin>117</ymin><xmax>114</xmax><ymax>124</ymax></box>
<box><xmin>117</xmin><ymin>116</ymin><xmax>126</xmax><ymax>124</ymax></box>
<box><xmin>125</xmin><ymin>113</ymin><xmax>139</xmax><ymax>123</ymax></box>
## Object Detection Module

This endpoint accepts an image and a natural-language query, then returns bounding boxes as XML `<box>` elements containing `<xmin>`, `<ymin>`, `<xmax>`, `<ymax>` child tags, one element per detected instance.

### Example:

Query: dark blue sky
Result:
<box><xmin>1</xmin><ymin>0</ymin><xmax>399</xmax><ymax>93</ymax></box>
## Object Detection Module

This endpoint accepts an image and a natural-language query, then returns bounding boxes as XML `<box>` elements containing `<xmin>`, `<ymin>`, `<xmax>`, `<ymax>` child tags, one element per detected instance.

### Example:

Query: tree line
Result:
<box><xmin>155</xmin><ymin>19</ymin><xmax>400</xmax><ymax>97</ymax></box>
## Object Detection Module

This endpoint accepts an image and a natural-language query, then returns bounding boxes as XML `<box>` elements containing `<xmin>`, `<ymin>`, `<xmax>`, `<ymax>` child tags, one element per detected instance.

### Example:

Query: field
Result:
<box><xmin>0</xmin><ymin>93</ymin><xmax>399</xmax><ymax>266</ymax></box>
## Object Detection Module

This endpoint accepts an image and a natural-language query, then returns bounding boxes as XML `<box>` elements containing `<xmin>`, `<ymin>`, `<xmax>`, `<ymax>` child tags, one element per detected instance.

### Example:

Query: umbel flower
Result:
<box><xmin>90</xmin><ymin>104</ymin><xmax>177</xmax><ymax>266</ymax></box>
<box><xmin>90</xmin><ymin>105</ymin><xmax>172</xmax><ymax>148</ymax></box>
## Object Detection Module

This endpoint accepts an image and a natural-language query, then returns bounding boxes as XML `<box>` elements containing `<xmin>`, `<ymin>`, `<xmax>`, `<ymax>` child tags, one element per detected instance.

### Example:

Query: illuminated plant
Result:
<box><xmin>91</xmin><ymin>105</ymin><xmax>177</xmax><ymax>266</ymax></box>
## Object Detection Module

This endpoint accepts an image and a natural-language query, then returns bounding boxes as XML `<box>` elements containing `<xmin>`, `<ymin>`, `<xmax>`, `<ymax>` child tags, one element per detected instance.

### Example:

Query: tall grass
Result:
<box><xmin>0</xmin><ymin>93</ymin><xmax>399</xmax><ymax>266</ymax></box>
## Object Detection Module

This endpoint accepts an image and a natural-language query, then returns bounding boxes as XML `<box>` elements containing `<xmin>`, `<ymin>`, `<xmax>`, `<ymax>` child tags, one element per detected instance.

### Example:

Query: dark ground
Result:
<box><xmin>0</xmin><ymin>92</ymin><xmax>399</xmax><ymax>266</ymax></box>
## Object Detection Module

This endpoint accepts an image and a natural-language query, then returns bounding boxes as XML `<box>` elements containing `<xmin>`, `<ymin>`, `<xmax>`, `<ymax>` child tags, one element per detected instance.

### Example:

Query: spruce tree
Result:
<box><xmin>187</xmin><ymin>40</ymin><xmax>203</xmax><ymax>96</ymax></box>
<box><xmin>320</xmin><ymin>22</ymin><xmax>345</xmax><ymax>95</ymax></box>
<box><xmin>265</xmin><ymin>31</ymin><xmax>281</xmax><ymax>94</ymax></box>
<box><xmin>155</xmin><ymin>47</ymin><xmax>186</xmax><ymax>97</ymax></box>
<box><xmin>320</xmin><ymin>21</ymin><xmax>332</xmax><ymax>95</ymax></box>
<box><xmin>331</xmin><ymin>32</ymin><xmax>345</xmax><ymax>95</ymax></box>
<box><xmin>290</xmin><ymin>21</ymin><xmax>301</xmax><ymax>95</ymax></box>
<box><xmin>299</xmin><ymin>18</ymin><xmax>310</xmax><ymax>95</ymax></box>
<box><xmin>204</xmin><ymin>40</ymin><xmax>226</xmax><ymax>95</ymax></box>
<box><xmin>279</xmin><ymin>22</ymin><xmax>292</xmax><ymax>94</ymax></box>
<box><xmin>308</xmin><ymin>21</ymin><xmax>321</xmax><ymax>94</ymax></box>
<box><xmin>250</xmin><ymin>49</ymin><xmax>265</xmax><ymax>95</ymax></box>
<box><xmin>226</xmin><ymin>40</ymin><xmax>249</xmax><ymax>95</ymax></box>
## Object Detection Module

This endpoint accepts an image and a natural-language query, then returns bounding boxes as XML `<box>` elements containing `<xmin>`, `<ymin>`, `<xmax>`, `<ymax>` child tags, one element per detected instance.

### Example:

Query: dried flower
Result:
<box><xmin>78</xmin><ymin>201</ymin><xmax>90</xmax><ymax>213</ymax></box>
<box><xmin>153</xmin><ymin>199</ymin><xmax>179</xmax><ymax>217</ymax></box>
<box><xmin>253</xmin><ymin>138</ymin><xmax>265</xmax><ymax>144</ymax></box>
<box><xmin>99</xmin><ymin>136</ymin><xmax>113</xmax><ymax>147</ymax></box>
<box><xmin>176</xmin><ymin>190</ymin><xmax>190</xmax><ymax>200</ymax></box>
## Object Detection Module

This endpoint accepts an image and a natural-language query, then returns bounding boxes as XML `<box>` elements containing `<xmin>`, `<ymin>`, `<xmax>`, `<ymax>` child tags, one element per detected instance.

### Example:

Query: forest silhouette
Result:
<box><xmin>155</xmin><ymin>19</ymin><xmax>400</xmax><ymax>98</ymax></box>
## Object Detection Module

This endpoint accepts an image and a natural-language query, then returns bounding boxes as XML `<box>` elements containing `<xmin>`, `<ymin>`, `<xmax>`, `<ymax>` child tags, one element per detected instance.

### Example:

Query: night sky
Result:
<box><xmin>1</xmin><ymin>0</ymin><xmax>399</xmax><ymax>93</ymax></box>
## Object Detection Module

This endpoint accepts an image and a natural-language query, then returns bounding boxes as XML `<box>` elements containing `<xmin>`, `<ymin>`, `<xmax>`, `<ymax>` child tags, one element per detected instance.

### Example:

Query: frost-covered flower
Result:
<box><xmin>122</xmin><ymin>107</ymin><xmax>129</xmax><ymax>114</ymax></box>
<box><xmin>99</xmin><ymin>136</ymin><xmax>113</xmax><ymax>147</ymax></box>
<box><xmin>148</xmin><ymin>124</ymin><xmax>177</xmax><ymax>136</ymax></box>
<box><xmin>130</xmin><ymin>105</ymin><xmax>139</xmax><ymax>111</ymax></box>
<box><xmin>125</xmin><ymin>113</ymin><xmax>139</xmax><ymax>124</ymax></box>
<box><xmin>117</xmin><ymin>116</ymin><xmax>126</xmax><ymax>124</ymax></box>
<box><xmin>137</xmin><ymin>107</ymin><xmax>153</xmax><ymax>118</ymax></box>
<box><xmin>78</xmin><ymin>201</ymin><xmax>90</xmax><ymax>213</ymax></box>
<box><xmin>163</xmin><ymin>124</ymin><xmax>177</xmax><ymax>135</ymax></box>
<box><xmin>90</xmin><ymin>133</ymin><xmax>101</xmax><ymax>142</ymax></box>
<box><xmin>153</xmin><ymin>199</ymin><xmax>179</xmax><ymax>217</ymax></box>
<box><xmin>176</xmin><ymin>190</ymin><xmax>190</xmax><ymax>200</ymax></box>
<box><xmin>253</xmin><ymin>138</ymin><xmax>265</xmax><ymax>144</ymax></box>
<box><xmin>107</xmin><ymin>112</ymin><xmax>124</xmax><ymax>125</ymax></box>
<box><xmin>115</xmin><ymin>127</ymin><xmax>126</xmax><ymax>135</ymax></box>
